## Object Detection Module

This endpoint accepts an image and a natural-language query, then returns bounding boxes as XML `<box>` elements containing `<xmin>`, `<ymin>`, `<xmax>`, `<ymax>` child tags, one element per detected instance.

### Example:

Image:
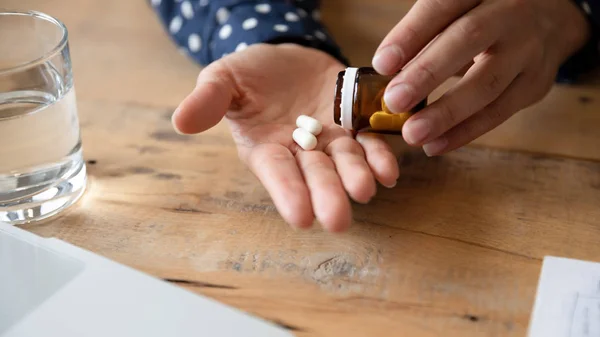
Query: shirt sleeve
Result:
<box><xmin>149</xmin><ymin>0</ymin><xmax>349</xmax><ymax>66</ymax></box>
<box><xmin>556</xmin><ymin>0</ymin><xmax>600</xmax><ymax>83</ymax></box>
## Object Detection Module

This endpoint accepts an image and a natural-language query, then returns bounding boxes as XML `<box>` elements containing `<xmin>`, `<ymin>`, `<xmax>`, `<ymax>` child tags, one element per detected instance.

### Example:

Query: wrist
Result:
<box><xmin>555</xmin><ymin>0</ymin><xmax>600</xmax><ymax>82</ymax></box>
<box><xmin>557</xmin><ymin>0</ymin><xmax>592</xmax><ymax>62</ymax></box>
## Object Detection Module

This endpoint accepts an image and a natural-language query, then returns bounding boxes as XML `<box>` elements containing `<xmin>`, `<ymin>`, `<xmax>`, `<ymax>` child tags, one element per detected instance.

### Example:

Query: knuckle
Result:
<box><xmin>426</xmin><ymin>0</ymin><xmax>457</xmax><ymax>16</ymax></box>
<box><xmin>449</xmin><ymin>122</ymin><xmax>476</xmax><ymax>149</ymax></box>
<box><xmin>437</xmin><ymin>101</ymin><xmax>460</xmax><ymax>129</ymax></box>
<box><xmin>401</xmin><ymin>24</ymin><xmax>420</xmax><ymax>46</ymax></box>
<box><xmin>484</xmin><ymin>99</ymin><xmax>517</xmax><ymax>127</ymax></box>
<box><xmin>479</xmin><ymin>72</ymin><xmax>504</xmax><ymax>98</ymax></box>
<box><xmin>484</xmin><ymin>103</ymin><xmax>505</xmax><ymax>125</ymax></box>
<box><xmin>455</xmin><ymin>17</ymin><xmax>484</xmax><ymax>41</ymax></box>
<box><xmin>476</xmin><ymin>104</ymin><xmax>507</xmax><ymax>136</ymax></box>
<box><xmin>413</xmin><ymin>60</ymin><xmax>438</xmax><ymax>87</ymax></box>
<box><xmin>396</xmin><ymin>24</ymin><xmax>419</xmax><ymax>55</ymax></box>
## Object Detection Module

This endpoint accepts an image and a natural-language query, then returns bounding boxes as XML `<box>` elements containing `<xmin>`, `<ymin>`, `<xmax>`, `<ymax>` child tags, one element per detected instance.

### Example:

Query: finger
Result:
<box><xmin>402</xmin><ymin>46</ymin><xmax>524</xmax><ymax>146</ymax></box>
<box><xmin>325</xmin><ymin>137</ymin><xmax>377</xmax><ymax>204</ymax></box>
<box><xmin>248</xmin><ymin>144</ymin><xmax>314</xmax><ymax>229</ymax></box>
<box><xmin>355</xmin><ymin>133</ymin><xmax>400</xmax><ymax>188</ymax></box>
<box><xmin>383</xmin><ymin>2</ymin><xmax>508</xmax><ymax>113</ymax></box>
<box><xmin>422</xmin><ymin>72</ymin><xmax>548</xmax><ymax>156</ymax></box>
<box><xmin>372</xmin><ymin>0</ymin><xmax>480</xmax><ymax>75</ymax></box>
<box><xmin>296</xmin><ymin>151</ymin><xmax>352</xmax><ymax>232</ymax></box>
<box><xmin>172</xmin><ymin>63</ymin><xmax>236</xmax><ymax>134</ymax></box>
<box><xmin>454</xmin><ymin>60</ymin><xmax>474</xmax><ymax>77</ymax></box>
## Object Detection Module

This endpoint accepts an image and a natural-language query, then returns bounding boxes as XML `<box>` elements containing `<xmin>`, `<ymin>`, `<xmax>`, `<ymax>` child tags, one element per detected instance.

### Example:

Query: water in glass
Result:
<box><xmin>0</xmin><ymin>11</ymin><xmax>86</xmax><ymax>224</ymax></box>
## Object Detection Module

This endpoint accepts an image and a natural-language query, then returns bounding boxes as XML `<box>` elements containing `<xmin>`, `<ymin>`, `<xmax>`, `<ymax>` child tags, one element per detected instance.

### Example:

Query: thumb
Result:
<box><xmin>172</xmin><ymin>63</ymin><xmax>235</xmax><ymax>135</ymax></box>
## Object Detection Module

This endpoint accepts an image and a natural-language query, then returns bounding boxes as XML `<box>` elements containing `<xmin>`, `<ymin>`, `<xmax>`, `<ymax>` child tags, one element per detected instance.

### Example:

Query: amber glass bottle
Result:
<box><xmin>333</xmin><ymin>67</ymin><xmax>427</xmax><ymax>134</ymax></box>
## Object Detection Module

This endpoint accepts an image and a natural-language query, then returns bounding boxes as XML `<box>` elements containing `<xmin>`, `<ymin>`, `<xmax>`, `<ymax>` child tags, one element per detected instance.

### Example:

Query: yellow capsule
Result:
<box><xmin>369</xmin><ymin>111</ymin><xmax>411</xmax><ymax>131</ymax></box>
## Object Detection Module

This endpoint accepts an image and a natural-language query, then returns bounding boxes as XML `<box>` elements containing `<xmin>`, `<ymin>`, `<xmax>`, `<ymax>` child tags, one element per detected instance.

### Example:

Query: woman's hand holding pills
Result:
<box><xmin>172</xmin><ymin>44</ymin><xmax>400</xmax><ymax>232</ymax></box>
<box><xmin>373</xmin><ymin>0</ymin><xmax>591</xmax><ymax>156</ymax></box>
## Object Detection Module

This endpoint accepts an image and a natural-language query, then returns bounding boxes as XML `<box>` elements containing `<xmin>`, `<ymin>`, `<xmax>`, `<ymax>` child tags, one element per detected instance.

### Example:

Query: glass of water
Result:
<box><xmin>0</xmin><ymin>11</ymin><xmax>86</xmax><ymax>225</ymax></box>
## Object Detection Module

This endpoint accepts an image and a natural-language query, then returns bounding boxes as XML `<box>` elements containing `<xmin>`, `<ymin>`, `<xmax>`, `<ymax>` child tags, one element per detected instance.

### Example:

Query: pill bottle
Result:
<box><xmin>333</xmin><ymin>67</ymin><xmax>427</xmax><ymax>134</ymax></box>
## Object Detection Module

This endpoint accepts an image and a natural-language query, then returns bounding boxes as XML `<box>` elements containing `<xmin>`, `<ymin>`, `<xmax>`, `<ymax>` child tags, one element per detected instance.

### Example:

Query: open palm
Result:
<box><xmin>173</xmin><ymin>44</ymin><xmax>399</xmax><ymax>232</ymax></box>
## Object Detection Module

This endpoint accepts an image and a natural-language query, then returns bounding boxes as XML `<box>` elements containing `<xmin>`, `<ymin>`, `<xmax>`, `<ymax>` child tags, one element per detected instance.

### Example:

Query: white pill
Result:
<box><xmin>292</xmin><ymin>128</ymin><xmax>318</xmax><ymax>151</ymax></box>
<box><xmin>295</xmin><ymin>115</ymin><xmax>322</xmax><ymax>135</ymax></box>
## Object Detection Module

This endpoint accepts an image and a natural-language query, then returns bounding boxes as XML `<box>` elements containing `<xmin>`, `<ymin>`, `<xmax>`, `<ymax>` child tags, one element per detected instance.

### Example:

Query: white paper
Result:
<box><xmin>0</xmin><ymin>227</ymin><xmax>84</xmax><ymax>334</ymax></box>
<box><xmin>0</xmin><ymin>223</ymin><xmax>293</xmax><ymax>337</ymax></box>
<box><xmin>528</xmin><ymin>256</ymin><xmax>600</xmax><ymax>337</ymax></box>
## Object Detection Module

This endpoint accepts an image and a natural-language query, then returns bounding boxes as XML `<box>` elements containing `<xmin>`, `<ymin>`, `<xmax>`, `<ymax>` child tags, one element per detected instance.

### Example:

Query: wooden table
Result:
<box><xmin>7</xmin><ymin>0</ymin><xmax>600</xmax><ymax>336</ymax></box>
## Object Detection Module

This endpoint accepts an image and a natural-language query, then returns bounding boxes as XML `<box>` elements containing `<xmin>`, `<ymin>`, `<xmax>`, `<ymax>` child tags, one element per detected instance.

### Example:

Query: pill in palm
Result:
<box><xmin>292</xmin><ymin>127</ymin><xmax>318</xmax><ymax>151</ymax></box>
<box><xmin>295</xmin><ymin>115</ymin><xmax>322</xmax><ymax>135</ymax></box>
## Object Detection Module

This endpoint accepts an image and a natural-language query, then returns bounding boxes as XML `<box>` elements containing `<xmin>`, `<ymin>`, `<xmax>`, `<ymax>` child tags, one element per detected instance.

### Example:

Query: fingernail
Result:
<box><xmin>171</xmin><ymin>107</ymin><xmax>185</xmax><ymax>135</ymax></box>
<box><xmin>384</xmin><ymin>180</ymin><xmax>397</xmax><ymax>189</ymax></box>
<box><xmin>423</xmin><ymin>137</ymin><xmax>448</xmax><ymax>157</ymax></box>
<box><xmin>384</xmin><ymin>83</ymin><xmax>414</xmax><ymax>113</ymax></box>
<box><xmin>372</xmin><ymin>45</ymin><xmax>403</xmax><ymax>75</ymax></box>
<box><xmin>403</xmin><ymin>118</ymin><xmax>431</xmax><ymax>145</ymax></box>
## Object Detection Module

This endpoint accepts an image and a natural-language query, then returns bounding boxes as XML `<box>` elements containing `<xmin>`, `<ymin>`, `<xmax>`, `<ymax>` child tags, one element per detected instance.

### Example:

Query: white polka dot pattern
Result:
<box><xmin>219</xmin><ymin>24</ymin><xmax>232</xmax><ymax>39</ymax></box>
<box><xmin>242</xmin><ymin>17</ymin><xmax>258</xmax><ymax>30</ymax></box>
<box><xmin>274</xmin><ymin>24</ymin><xmax>288</xmax><ymax>32</ymax></box>
<box><xmin>582</xmin><ymin>1</ymin><xmax>592</xmax><ymax>14</ymax></box>
<box><xmin>188</xmin><ymin>33</ymin><xmax>202</xmax><ymax>52</ymax></box>
<box><xmin>235</xmin><ymin>42</ymin><xmax>248</xmax><ymax>52</ymax></box>
<box><xmin>216</xmin><ymin>7</ymin><xmax>230</xmax><ymax>24</ymax></box>
<box><xmin>285</xmin><ymin>12</ymin><xmax>299</xmax><ymax>22</ymax></box>
<box><xmin>169</xmin><ymin>16</ymin><xmax>183</xmax><ymax>33</ymax></box>
<box><xmin>314</xmin><ymin>30</ymin><xmax>326</xmax><ymax>41</ymax></box>
<box><xmin>255</xmin><ymin>4</ymin><xmax>271</xmax><ymax>14</ymax></box>
<box><xmin>181</xmin><ymin>1</ymin><xmax>194</xmax><ymax>19</ymax></box>
<box><xmin>151</xmin><ymin>0</ymin><xmax>345</xmax><ymax>65</ymax></box>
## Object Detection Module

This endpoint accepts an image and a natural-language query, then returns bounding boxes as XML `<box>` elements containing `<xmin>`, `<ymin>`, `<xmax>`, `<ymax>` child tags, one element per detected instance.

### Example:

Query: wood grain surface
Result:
<box><xmin>5</xmin><ymin>0</ymin><xmax>600</xmax><ymax>336</ymax></box>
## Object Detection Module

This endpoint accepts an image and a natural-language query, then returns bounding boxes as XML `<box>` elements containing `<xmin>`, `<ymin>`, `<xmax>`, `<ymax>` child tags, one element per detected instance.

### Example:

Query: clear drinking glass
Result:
<box><xmin>0</xmin><ymin>11</ymin><xmax>86</xmax><ymax>225</ymax></box>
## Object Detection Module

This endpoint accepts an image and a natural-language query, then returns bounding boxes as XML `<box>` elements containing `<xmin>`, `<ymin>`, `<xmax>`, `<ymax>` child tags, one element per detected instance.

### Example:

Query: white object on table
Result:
<box><xmin>527</xmin><ymin>256</ymin><xmax>600</xmax><ymax>337</ymax></box>
<box><xmin>0</xmin><ymin>222</ymin><xmax>293</xmax><ymax>337</ymax></box>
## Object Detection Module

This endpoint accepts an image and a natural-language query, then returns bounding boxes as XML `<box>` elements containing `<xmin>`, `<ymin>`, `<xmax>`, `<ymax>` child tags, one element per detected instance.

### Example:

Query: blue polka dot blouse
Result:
<box><xmin>150</xmin><ymin>0</ymin><xmax>599</xmax><ymax>83</ymax></box>
<box><xmin>150</xmin><ymin>0</ymin><xmax>348</xmax><ymax>66</ymax></box>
